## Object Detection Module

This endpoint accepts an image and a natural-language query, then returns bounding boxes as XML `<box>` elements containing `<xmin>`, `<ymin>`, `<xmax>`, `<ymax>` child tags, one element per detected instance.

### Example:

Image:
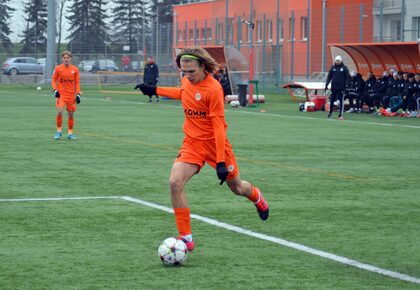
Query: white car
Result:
<box><xmin>78</xmin><ymin>60</ymin><xmax>96</xmax><ymax>72</ymax></box>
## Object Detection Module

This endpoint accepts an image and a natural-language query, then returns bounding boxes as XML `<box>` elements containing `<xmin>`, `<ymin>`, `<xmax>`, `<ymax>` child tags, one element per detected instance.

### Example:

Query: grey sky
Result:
<box><xmin>10</xmin><ymin>1</ymin><xmax>72</xmax><ymax>43</ymax></box>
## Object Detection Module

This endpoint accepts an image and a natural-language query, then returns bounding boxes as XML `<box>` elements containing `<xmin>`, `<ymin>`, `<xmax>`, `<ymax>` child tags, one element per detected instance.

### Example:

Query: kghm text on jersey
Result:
<box><xmin>184</xmin><ymin>108</ymin><xmax>206</xmax><ymax>119</ymax></box>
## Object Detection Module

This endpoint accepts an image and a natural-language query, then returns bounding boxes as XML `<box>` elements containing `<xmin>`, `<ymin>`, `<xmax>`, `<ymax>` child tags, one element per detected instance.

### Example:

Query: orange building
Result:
<box><xmin>173</xmin><ymin>0</ymin><xmax>373</xmax><ymax>81</ymax></box>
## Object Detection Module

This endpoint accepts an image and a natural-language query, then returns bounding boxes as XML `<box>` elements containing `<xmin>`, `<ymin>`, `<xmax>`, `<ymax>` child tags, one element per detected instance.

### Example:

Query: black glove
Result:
<box><xmin>134</xmin><ymin>83</ymin><xmax>157</xmax><ymax>97</ymax></box>
<box><xmin>54</xmin><ymin>90</ymin><xmax>60</xmax><ymax>98</ymax></box>
<box><xmin>216</xmin><ymin>162</ymin><xmax>228</xmax><ymax>185</ymax></box>
<box><xmin>75</xmin><ymin>94</ymin><xmax>81</xmax><ymax>104</ymax></box>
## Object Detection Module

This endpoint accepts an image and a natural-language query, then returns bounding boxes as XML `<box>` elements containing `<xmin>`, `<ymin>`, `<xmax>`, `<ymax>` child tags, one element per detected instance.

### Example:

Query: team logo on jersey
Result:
<box><xmin>71</xmin><ymin>70</ymin><xmax>75</xmax><ymax>74</ymax></box>
<box><xmin>195</xmin><ymin>93</ymin><xmax>201</xmax><ymax>101</ymax></box>
<box><xmin>228</xmin><ymin>165</ymin><xmax>235</xmax><ymax>172</ymax></box>
<box><xmin>340</xmin><ymin>68</ymin><xmax>344</xmax><ymax>72</ymax></box>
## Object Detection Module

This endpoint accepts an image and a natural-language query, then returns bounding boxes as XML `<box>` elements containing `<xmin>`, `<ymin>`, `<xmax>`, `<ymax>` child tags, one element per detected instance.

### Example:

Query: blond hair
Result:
<box><xmin>61</xmin><ymin>50</ymin><xmax>72</xmax><ymax>57</ymax></box>
<box><xmin>176</xmin><ymin>47</ymin><xmax>219</xmax><ymax>74</ymax></box>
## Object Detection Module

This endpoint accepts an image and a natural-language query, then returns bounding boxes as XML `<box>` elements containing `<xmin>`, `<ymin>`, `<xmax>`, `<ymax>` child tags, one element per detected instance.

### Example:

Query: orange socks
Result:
<box><xmin>247</xmin><ymin>185</ymin><xmax>261</xmax><ymax>203</ymax></box>
<box><xmin>174</xmin><ymin>208</ymin><xmax>191</xmax><ymax>237</ymax></box>
<box><xmin>68</xmin><ymin>116</ymin><xmax>74</xmax><ymax>131</ymax></box>
<box><xmin>56</xmin><ymin>115</ymin><xmax>63</xmax><ymax>131</ymax></box>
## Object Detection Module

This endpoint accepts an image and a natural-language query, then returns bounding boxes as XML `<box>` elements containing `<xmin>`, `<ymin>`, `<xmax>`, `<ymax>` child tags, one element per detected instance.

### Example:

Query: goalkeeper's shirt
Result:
<box><xmin>52</xmin><ymin>64</ymin><xmax>80</xmax><ymax>99</ymax></box>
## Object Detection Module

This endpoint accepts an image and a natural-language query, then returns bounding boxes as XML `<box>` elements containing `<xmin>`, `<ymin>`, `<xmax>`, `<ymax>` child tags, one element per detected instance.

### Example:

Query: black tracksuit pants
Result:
<box><xmin>328</xmin><ymin>88</ymin><xmax>344</xmax><ymax>117</ymax></box>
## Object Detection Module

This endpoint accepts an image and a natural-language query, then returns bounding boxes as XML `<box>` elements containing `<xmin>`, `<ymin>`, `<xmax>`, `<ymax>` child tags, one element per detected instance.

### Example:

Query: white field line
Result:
<box><xmin>1</xmin><ymin>195</ymin><xmax>420</xmax><ymax>285</ymax></box>
<box><xmin>0</xmin><ymin>196</ymin><xmax>121</xmax><ymax>202</ymax></box>
<box><xmin>234</xmin><ymin>110</ymin><xmax>420</xmax><ymax>129</ymax></box>
<box><xmin>122</xmin><ymin>196</ymin><xmax>420</xmax><ymax>285</ymax></box>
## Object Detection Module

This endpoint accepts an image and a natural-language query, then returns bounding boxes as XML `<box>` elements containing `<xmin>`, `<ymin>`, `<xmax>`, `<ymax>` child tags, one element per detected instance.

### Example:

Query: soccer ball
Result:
<box><xmin>230</xmin><ymin>100</ymin><xmax>240</xmax><ymax>107</ymax></box>
<box><xmin>36</xmin><ymin>86</ymin><xmax>42</xmax><ymax>91</ymax></box>
<box><xmin>158</xmin><ymin>237</ymin><xmax>188</xmax><ymax>266</ymax></box>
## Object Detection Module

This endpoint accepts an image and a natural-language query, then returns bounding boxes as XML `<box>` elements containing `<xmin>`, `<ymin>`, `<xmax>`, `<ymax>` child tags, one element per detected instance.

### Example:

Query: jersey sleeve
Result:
<box><xmin>211</xmin><ymin>116</ymin><xmax>226</xmax><ymax>163</ymax></box>
<box><xmin>156</xmin><ymin>87</ymin><xmax>182</xmax><ymax>99</ymax></box>
<box><xmin>51</xmin><ymin>67</ymin><xmax>58</xmax><ymax>90</ymax></box>
<box><xmin>74</xmin><ymin>67</ymin><xmax>81</xmax><ymax>94</ymax></box>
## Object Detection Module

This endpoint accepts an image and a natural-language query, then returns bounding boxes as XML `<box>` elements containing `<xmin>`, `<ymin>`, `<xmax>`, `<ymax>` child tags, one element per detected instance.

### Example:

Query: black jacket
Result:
<box><xmin>373</xmin><ymin>76</ymin><xmax>388</xmax><ymax>95</ymax></box>
<box><xmin>385</xmin><ymin>77</ymin><xmax>399</xmax><ymax>97</ymax></box>
<box><xmin>348</xmin><ymin>73</ymin><xmax>365</xmax><ymax>94</ymax></box>
<box><xmin>365</xmin><ymin>75</ymin><xmax>377</xmax><ymax>94</ymax></box>
<box><xmin>143</xmin><ymin>63</ymin><xmax>159</xmax><ymax>85</ymax></box>
<box><xmin>325</xmin><ymin>63</ymin><xmax>350</xmax><ymax>90</ymax></box>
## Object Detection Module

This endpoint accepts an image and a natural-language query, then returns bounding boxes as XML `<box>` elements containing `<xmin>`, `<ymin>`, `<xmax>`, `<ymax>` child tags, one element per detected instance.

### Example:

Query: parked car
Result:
<box><xmin>2</xmin><ymin>57</ymin><xmax>44</xmax><ymax>75</ymax></box>
<box><xmin>37</xmin><ymin>58</ymin><xmax>46</xmax><ymax>66</ymax></box>
<box><xmin>130</xmin><ymin>60</ymin><xmax>144</xmax><ymax>72</ymax></box>
<box><xmin>90</xmin><ymin>59</ymin><xmax>119</xmax><ymax>72</ymax></box>
<box><xmin>78</xmin><ymin>60</ymin><xmax>96</xmax><ymax>72</ymax></box>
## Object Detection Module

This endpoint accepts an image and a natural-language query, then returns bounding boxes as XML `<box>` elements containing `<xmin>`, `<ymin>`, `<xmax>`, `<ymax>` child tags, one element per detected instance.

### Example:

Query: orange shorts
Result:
<box><xmin>56</xmin><ymin>97</ymin><xmax>77</xmax><ymax>112</ymax></box>
<box><xmin>175</xmin><ymin>136</ymin><xmax>239</xmax><ymax>180</ymax></box>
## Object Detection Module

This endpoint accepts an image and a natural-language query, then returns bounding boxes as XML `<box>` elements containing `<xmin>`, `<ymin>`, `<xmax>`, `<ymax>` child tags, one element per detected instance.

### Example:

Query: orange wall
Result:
<box><xmin>174</xmin><ymin>0</ymin><xmax>373</xmax><ymax>77</ymax></box>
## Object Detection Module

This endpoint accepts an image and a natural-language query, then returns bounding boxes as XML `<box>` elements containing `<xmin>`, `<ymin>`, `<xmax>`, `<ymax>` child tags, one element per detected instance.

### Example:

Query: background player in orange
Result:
<box><xmin>135</xmin><ymin>47</ymin><xmax>269</xmax><ymax>252</ymax></box>
<box><xmin>52</xmin><ymin>50</ymin><xmax>81</xmax><ymax>140</ymax></box>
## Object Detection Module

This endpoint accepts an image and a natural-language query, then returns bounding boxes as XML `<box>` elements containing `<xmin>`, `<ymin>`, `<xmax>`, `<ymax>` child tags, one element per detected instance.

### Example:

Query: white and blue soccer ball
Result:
<box><xmin>230</xmin><ymin>100</ymin><xmax>240</xmax><ymax>107</ymax></box>
<box><xmin>158</xmin><ymin>237</ymin><xmax>188</xmax><ymax>266</ymax></box>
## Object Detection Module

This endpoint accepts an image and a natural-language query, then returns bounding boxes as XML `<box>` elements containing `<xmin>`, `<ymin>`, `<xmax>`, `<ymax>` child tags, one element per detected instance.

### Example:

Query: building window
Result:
<box><xmin>207</xmin><ymin>27</ymin><xmax>212</xmax><ymax>40</ymax></box>
<box><xmin>200</xmin><ymin>28</ymin><xmax>205</xmax><ymax>40</ymax></box>
<box><xmin>218</xmin><ymin>23</ymin><xmax>224</xmax><ymax>43</ymax></box>
<box><xmin>267</xmin><ymin>19</ymin><xmax>273</xmax><ymax>42</ymax></box>
<box><xmin>301</xmin><ymin>17</ymin><xmax>308</xmax><ymax>40</ymax></box>
<box><xmin>413</xmin><ymin>17</ymin><xmax>420</xmax><ymax>39</ymax></box>
<box><xmin>189</xmin><ymin>29</ymin><xmax>194</xmax><ymax>40</ymax></box>
<box><xmin>289</xmin><ymin>17</ymin><xmax>295</xmax><ymax>41</ymax></box>
<box><xmin>178</xmin><ymin>30</ymin><xmax>183</xmax><ymax>41</ymax></box>
<box><xmin>257</xmin><ymin>20</ymin><xmax>263</xmax><ymax>42</ymax></box>
<box><xmin>195</xmin><ymin>28</ymin><xmax>199</xmax><ymax>40</ymax></box>
<box><xmin>246</xmin><ymin>24</ymin><xmax>252</xmax><ymax>43</ymax></box>
<box><xmin>279</xmin><ymin>19</ymin><xmax>284</xmax><ymax>41</ymax></box>
<box><xmin>392</xmin><ymin>20</ymin><xmax>401</xmax><ymax>41</ymax></box>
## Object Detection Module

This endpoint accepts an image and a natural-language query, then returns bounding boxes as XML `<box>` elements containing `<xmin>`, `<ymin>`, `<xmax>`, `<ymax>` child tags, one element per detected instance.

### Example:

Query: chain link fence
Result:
<box><xmin>1</xmin><ymin>1</ymin><xmax>418</xmax><ymax>89</ymax></box>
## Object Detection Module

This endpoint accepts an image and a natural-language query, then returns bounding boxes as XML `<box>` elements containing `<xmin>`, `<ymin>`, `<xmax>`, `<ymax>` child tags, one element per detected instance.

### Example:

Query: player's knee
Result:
<box><xmin>169</xmin><ymin>177</ymin><xmax>184</xmax><ymax>195</ymax></box>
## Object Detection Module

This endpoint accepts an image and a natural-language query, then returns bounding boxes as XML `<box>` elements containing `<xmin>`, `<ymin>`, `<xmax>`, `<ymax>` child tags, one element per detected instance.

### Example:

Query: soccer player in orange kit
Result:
<box><xmin>135</xmin><ymin>47</ymin><xmax>269</xmax><ymax>252</ymax></box>
<box><xmin>52</xmin><ymin>51</ymin><xmax>81</xmax><ymax>140</ymax></box>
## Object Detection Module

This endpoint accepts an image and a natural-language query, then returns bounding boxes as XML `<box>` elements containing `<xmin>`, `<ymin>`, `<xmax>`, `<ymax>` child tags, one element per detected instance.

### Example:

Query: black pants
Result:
<box><xmin>360</xmin><ymin>94</ymin><xmax>373</xmax><ymax>110</ymax></box>
<box><xmin>382</xmin><ymin>95</ymin><xmax>392</xmax><ymax>109</ymax></box>
<box><xmin>329</xmin><ymin>89</ymin><xmax>344</xmax><ymax>117</ymax></box>
<box><xmin>370</xmin><ymin>93</ymin><xmax>383</xmax><ymax>109</ymax></box>
<box><xmin>348</xmin><ymin>92</ymin><xmax>360</xmax><ymax>109</ymax></box>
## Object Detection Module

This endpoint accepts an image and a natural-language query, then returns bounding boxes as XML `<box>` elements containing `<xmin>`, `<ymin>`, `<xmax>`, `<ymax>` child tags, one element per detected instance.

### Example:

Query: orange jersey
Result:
<box><xmin>52</xmin><ymin>64</ymin><xmax>80</xmax><ymax>99</ymax></box>
<box><xmin>157</xmin><ymin>74</ymin><xmax>227</xmax><ymax>140</ymax></box>
<box><xmin>157</xmin><ymin>74</ymin><xmax>228</xmax><ymax>162</ymax></box>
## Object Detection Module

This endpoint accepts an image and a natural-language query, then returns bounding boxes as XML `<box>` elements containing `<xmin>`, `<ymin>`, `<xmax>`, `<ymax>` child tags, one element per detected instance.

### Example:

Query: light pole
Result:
<box><xmin>242</xmin><ymin>19</ymin><xmax>255</xmax><ymax>106</ymax></box>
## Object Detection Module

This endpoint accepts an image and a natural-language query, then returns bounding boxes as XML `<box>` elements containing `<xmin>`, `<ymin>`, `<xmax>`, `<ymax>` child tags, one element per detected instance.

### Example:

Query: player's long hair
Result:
<box><xmin>176</xmin><ymin>47</ymin><xmax>219</xmax><ymax>74</ymax></box>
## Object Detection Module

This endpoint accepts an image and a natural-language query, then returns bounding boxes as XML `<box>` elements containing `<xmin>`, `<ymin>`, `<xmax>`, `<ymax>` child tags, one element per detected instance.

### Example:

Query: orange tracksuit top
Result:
<box><xmin>157</xmin><ymin>74</ymin><xmax>228</xmax><ymax>163</ymax></box>
<box><xmin>52</xmin><ymin>64</ymin><xmax>80</xmax><ymax>100</ymax></box>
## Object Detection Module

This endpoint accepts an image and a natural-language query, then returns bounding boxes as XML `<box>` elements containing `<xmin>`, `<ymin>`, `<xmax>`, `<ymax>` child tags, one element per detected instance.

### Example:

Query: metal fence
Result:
<box><xmin>1</xmin><ymin>1</ymin><xmax>419</xmax><ymax>89</ymax></box>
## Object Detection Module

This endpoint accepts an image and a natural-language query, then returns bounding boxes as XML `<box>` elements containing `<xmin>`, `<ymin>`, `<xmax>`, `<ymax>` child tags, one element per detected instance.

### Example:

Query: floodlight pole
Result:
<box><xmin>242</xmin><ymin>20</ymin><xmax>255</xmax><ymax>106</ymax></box>
<box><xmin>45</xmin><ymin>0</ymin><xmax>56</xmax><ymax>83</ymax></box>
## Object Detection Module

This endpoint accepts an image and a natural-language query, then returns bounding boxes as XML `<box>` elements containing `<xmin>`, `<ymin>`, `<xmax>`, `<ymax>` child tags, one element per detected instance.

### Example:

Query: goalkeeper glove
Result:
<box><xmin>75</xmin><ymin>94</ymin><xmax>81</xmax><ymax>104</ymax></box>
<box><xmin>54</xmin><ymin>90</ymin><xmax>60</xmax><ymax>98</ymax></box>
<box><xmin>134</xmin><ymin>83</ymin><xmax>157</xmax><ymax>97</ymax></box>
<box><xmin>216</xmin><ymin>162</ymin><xmax>228</xmax><ymax>185</ymax></box>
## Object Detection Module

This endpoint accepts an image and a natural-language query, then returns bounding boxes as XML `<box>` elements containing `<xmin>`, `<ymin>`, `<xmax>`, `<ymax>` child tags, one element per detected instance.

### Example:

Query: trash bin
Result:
<box><xmin>237</xmin><ymin>84</ymin><xmax>248</xmax><ymax>107</ymax></box>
